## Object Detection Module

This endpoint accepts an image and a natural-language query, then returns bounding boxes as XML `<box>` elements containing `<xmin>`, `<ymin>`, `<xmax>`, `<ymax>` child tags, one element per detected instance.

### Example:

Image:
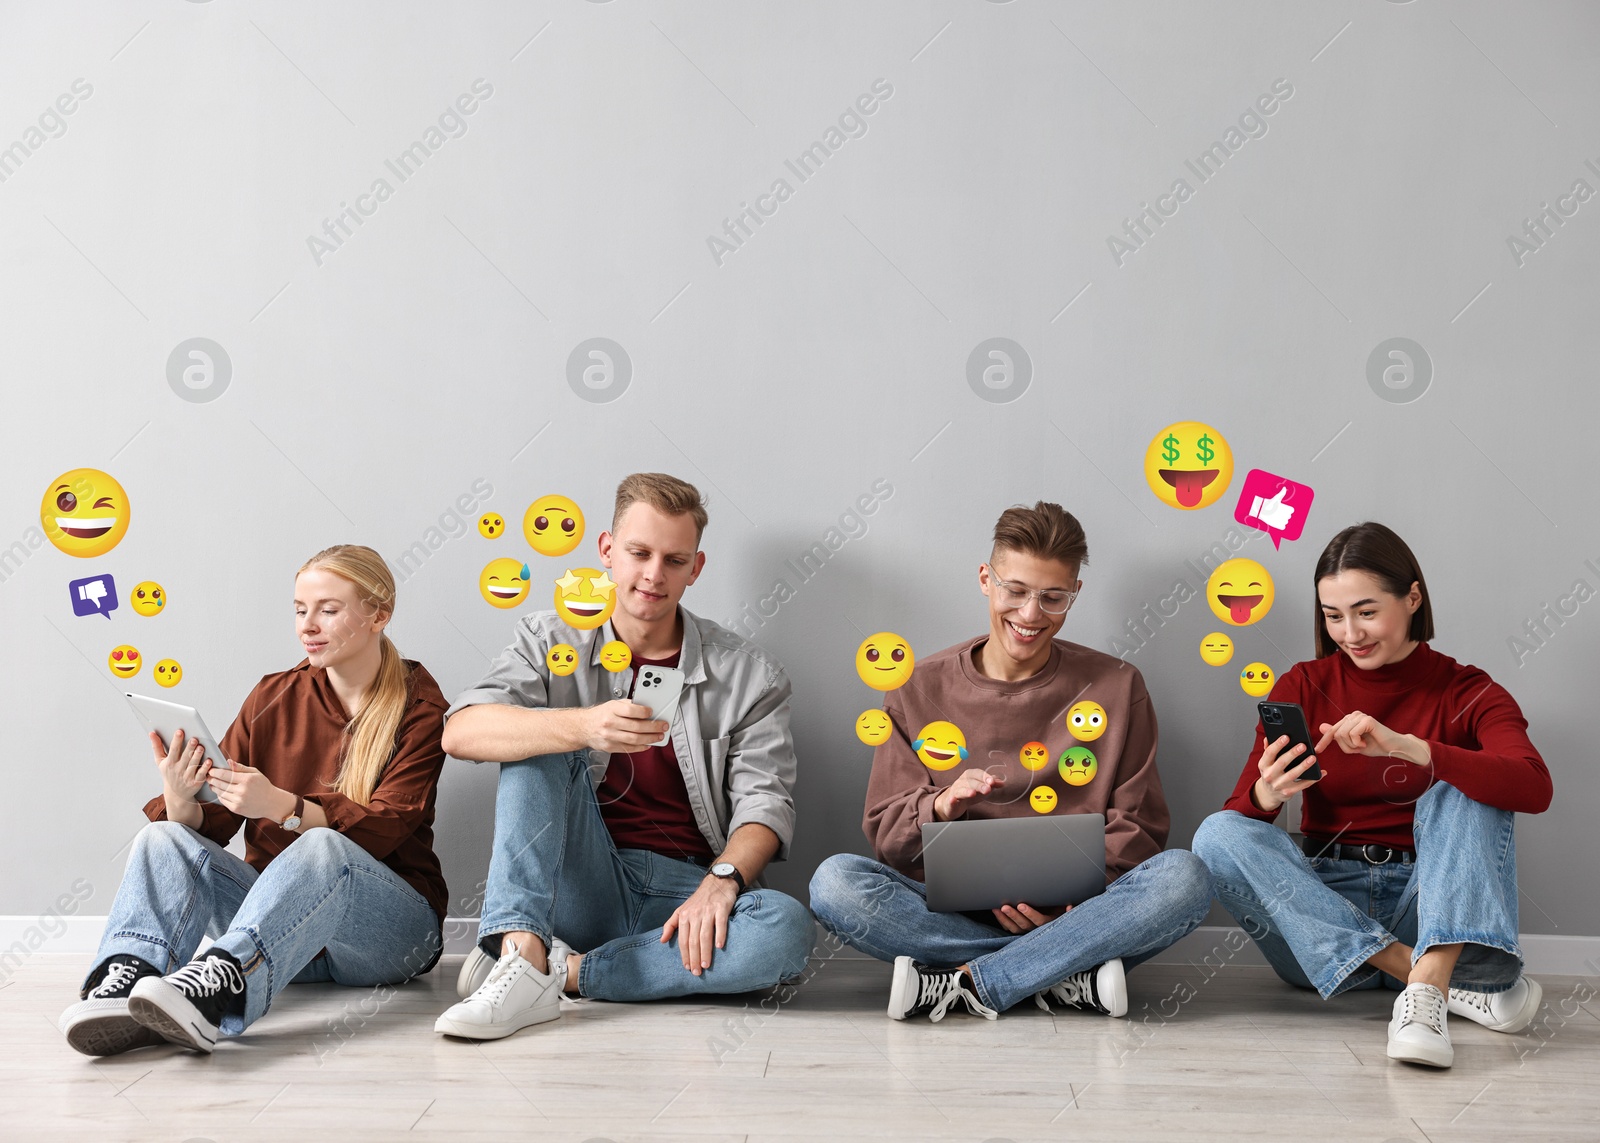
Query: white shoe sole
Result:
<box><xmin>433</xmin><ymin>1001</ymin><xmax>561</xmax><ymax>1041</ymax></box>
<box><xmin>886</xmin><ymin>956</ymin><xmax>917</xmax><ymax>1021</ymax></box>
<box><xmin>1096</xmin><ymin>958</ymin><xmax>1129</xmax><ymax>1018</ymax></box>
<box><xmin>1387</xmin><ymin>1034</ymin><xmax>1454</xmax><ymax>1068</ymax></box>
<box><xmin>60</xmin><ymin>1000</ymin><xmax>166</xmax><ymax>1057</ymax></box>
<box><xmin>1450</xmin><ymin>978</ymin><xmax>1543</xmax><ymax>1033</ymax></box>
<box><xmin>126</xmin><ymin>982</ymin><xmax>219</xmax><ymax>1053</ymax></box>
<box><xmin>455</xmin><ymin>947</ymin><xmax>493</xmax><ymax>1000</ymax></box>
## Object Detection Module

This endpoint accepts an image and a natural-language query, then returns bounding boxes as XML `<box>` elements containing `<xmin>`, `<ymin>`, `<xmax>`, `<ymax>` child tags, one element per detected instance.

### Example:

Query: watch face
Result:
<box><xmin>712</xmin><ymin>863</ymin><xmax>734</xmax><ymax>877</ymax></box>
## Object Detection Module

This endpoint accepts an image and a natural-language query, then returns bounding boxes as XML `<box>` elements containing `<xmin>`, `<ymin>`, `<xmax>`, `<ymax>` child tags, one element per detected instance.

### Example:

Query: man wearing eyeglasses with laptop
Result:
<box><xmin>809</xmin><ymin>501</ymin><xmax>1213</xmax><ymax>1022</ymax></box>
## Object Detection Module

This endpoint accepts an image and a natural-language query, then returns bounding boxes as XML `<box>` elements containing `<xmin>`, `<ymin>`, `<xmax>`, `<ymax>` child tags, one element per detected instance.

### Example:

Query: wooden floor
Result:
<box><xmin>3</xmin><ymin>953</ymin><xmax>1596</xmax><ymax>1142</ymax></box>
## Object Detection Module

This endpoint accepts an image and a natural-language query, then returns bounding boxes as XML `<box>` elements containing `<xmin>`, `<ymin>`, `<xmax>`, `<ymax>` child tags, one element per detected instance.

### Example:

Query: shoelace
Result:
<box><xmin>1449</xmin><ymin>987</ymin><xmax>1494</xmax><ymax>1019</ymax></box>
<box><xmin>1034</xmin><ymin>968</ymin><xmax>1095</xmax><ymax>1013</ymax></box>
<box><xmin>166</xmin><ymin>955</ymin><xmax>245</xmax><ymax>1000</ymax></box>
<box><xmin>914</xmin><ymin>970</ymin><xmax>993</xmax><ymax>1022</ymax></box>
<box><xmin>90</xmin><ymin>961</ymin><xmax>141</xmax><ymax>999</ymax></box>
<box><xmin>474</xmin><ymin>948</ymin><xmax>562</xmax><ymax>1007</ymax></box>
<box><xmin>1399</xmin><ymin>986</ymin><xmax>1447</xmax><ymax>1037</ymax></box>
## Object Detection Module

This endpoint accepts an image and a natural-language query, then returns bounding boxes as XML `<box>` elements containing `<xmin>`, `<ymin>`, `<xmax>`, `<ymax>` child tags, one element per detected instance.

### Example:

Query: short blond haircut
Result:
<box><xmin>612</xmin><ymin>472</ymin><xmax>708</xmax><ymax>543</ymax></box>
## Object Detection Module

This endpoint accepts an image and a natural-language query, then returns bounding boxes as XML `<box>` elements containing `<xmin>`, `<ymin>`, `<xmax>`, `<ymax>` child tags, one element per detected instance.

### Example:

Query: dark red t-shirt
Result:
<box><xmin>596</xmin><ymin>651</ymin><xmax>715</xmax><ymax>864</ymax></box>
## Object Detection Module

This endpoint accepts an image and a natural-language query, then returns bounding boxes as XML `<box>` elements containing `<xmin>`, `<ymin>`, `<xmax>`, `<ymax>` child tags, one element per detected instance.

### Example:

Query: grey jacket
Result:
<box><xmin>445</xmin><ymin>606</ymin><xmax>798</xmax><ymax>860</ymax></box>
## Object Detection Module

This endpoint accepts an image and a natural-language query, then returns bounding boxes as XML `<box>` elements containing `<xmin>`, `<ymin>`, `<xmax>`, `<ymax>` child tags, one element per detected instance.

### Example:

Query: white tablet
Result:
<box><xmin>125</xmin><ymin>692</ymin><xmax>232</xmax><ymax>804</ymax></box>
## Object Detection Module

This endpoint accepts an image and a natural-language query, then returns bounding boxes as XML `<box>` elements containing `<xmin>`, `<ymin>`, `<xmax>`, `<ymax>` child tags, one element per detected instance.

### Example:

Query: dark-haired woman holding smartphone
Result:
<box><xmin>1194</xmin><ymin>522</ymin><xmax>1550</xmax><ymax>1070</ymax></box>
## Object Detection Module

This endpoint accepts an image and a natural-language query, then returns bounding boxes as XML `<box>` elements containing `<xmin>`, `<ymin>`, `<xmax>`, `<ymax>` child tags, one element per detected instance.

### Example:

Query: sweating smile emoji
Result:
<box><xmin>479</xmin><ymin>559</ymin><xmax>531</xmax><ymax>609</ymax></box>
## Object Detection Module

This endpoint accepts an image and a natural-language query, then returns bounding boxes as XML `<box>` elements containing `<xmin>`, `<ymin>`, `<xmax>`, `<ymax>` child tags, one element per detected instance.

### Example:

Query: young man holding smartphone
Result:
<box><xmin>435</xmin><ymin>473</ymin><xmax>813</xmax><ymax>1039</ymax></box>
<box><xmin>809</xmin><ymin>502</ymin><xmax>1213</xmax><ymax>1022</ymax></box>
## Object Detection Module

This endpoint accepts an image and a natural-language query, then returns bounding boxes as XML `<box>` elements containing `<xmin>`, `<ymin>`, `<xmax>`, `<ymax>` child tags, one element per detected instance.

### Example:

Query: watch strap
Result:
<box><xmin>282</xmin><ymin>794</ymin><xmax>305</xmax><ymax>830</ymax></box>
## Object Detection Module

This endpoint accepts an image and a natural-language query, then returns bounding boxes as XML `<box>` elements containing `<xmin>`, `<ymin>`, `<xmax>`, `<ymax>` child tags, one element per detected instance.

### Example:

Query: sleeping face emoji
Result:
<box><xmin>912</xmin><ymin>721</ymin><xmax>967</xmax><ymax>771</ymax></box>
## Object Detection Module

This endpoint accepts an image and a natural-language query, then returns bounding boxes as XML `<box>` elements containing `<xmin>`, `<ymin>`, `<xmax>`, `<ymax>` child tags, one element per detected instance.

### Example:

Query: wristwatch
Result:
<box><xmin>709</xmin><ymin>861</ymin><xmax>745</xmax><ymax>892</ymax></box>
<box><xmin>280</xmin><ymin>795</ymin><xmax>305</xmax><ymax>832</ymax></box>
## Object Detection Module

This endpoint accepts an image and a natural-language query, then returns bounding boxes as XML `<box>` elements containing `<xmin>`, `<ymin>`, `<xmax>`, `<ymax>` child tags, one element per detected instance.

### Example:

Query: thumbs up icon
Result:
<box><xmin>1233</xmin><ymin>469</ymin><xmax>1314</xmax><ymax>549</ymax></box>
<box><xmin>1250</xmin><ymin>485</ymin><xmax>1296</xmax><ymax>530</ymax></box>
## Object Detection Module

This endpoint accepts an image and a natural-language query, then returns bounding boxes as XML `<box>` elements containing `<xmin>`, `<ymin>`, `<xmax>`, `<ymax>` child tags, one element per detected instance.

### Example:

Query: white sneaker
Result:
<box><xmin>1449</xmin><ymin>976</ymin><xmax>1543</xmax><ymax>1033</ymax></box>
<box><xmin>434</xmin><ymin>938</ymin><xmax>572</xmax><ymax>1040</ymax></box>
<box><xmin>455</xmin><ymin>945</ymin><xmax>494</xmax><ymax>999</ymax></box>
<box><xmin>1388</xmin><ymin>982</ymin><xmax>1453</xmax><ymax>1068</ymax></box>
<box><xmin>1033</xmin><ymin>957</ymin><xmax>1128</xmax><ymax>1018</ymax></box>
<box><xmin>886</xmin><ymin>956</ymin><xmax>998</xmax><ymax>1022</ymax></box>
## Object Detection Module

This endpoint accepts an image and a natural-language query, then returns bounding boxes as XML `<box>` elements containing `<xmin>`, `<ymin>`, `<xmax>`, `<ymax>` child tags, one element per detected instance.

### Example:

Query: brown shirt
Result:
<box><xmin>143</xmin><ymin>659</ymin><xmax>450</xmax><ymax>921</ymax></box>
<box><xmin>864</xmin><ymin>636</ymin><xmax>1170</xmax><ymax>883</ymax></box>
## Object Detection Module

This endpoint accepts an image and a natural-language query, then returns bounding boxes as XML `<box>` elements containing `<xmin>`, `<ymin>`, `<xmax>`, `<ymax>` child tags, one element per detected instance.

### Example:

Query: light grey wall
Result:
<box><xmin>3</xmin><ymin>1</ymin><xmax>1596</xmax><ymax>937</ymax></box>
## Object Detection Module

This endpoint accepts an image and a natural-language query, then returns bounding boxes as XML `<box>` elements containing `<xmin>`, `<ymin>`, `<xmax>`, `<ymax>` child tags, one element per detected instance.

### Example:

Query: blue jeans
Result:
<box><xmin>89</xmin><ymin>821</ymin><xmax>442</xmax><ymax>1034</ymax></box>
<box><xmin>1192</xmin><ymin>781</ymin><xmax>1523</xmax><ymax>999</ymax></box>
<box><xmin>807</xmin><ymin>849</ymin><xmax>1213</xmax><ymax>1013</ymax></box>
<box><xmin>479</xmin><ymin>751</ymin><xmax>813</xmax><ymax>1000</ymax></box>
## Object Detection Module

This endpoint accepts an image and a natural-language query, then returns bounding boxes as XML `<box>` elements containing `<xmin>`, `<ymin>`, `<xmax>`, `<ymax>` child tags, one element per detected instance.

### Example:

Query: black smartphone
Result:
<box><xmin>1257</xmin><ymin>701</ymin><xmax>1322</xmax><ymax>781</ymax></box>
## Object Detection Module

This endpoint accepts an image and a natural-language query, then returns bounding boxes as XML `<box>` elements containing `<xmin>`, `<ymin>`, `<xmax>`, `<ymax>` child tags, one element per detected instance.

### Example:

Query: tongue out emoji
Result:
<box><xmin>1206</xmin><ymin>558</ymin><xmax>1275</xmax><ymax>627</ymax></box>
<box><xmin>1143</xmin><ymin>421</ymin><xmax>1233</xmax><ymax>512</ymax></box>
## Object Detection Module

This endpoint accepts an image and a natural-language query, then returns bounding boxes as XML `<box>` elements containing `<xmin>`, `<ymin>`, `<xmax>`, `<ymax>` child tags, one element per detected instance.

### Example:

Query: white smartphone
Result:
<box><xmin>634</xmin><ymin>665</ymin><xmax>685</xmax><ymax>748</ymax></box>
<box><xmin>126</xmin><ymin>692</ymin><xmax>233</xmax><ymax>804</ymax></box>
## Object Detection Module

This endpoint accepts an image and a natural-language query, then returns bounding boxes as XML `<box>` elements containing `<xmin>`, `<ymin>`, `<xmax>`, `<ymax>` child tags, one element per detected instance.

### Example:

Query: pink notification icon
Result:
<box><xmin>1233</xmin><ymin>469</ymin><xmax>1314</xmax><ymax>549</ymax></box>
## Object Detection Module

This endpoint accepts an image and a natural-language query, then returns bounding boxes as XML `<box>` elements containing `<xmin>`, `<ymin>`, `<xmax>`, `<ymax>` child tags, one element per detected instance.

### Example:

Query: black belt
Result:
<box><xmin>1302</xmin><ymin>837</ymin><xmax>1415</xmax><ymax>865</ymax></box>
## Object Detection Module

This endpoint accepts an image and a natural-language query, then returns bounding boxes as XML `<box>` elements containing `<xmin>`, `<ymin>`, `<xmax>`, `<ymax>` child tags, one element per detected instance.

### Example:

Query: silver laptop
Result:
<box><xmin>921</xmin><ymin>814</ymin><xmax>1106</xmax><ymax>913</ymax></box>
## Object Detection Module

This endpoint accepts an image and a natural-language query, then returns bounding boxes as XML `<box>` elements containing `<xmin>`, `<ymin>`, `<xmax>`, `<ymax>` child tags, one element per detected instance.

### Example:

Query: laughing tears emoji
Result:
<box><xmin>912</xmin><ymin>721</ymin><xmax>968</xmax><ymax>771</ymax></box>
<box><xmin>42</xmin><ymin>468</ymin><xmax>130</xmax><ymax>558</ymax></box>
<box><xmin>553</xmin><ymin>568</ymin><xmax>616</xmax><ymax>630</ymax></box>
<box><xmin>1206</xmin><ymin>558</ymin><xmax>1275</xmax><ymax>626</ymax></box>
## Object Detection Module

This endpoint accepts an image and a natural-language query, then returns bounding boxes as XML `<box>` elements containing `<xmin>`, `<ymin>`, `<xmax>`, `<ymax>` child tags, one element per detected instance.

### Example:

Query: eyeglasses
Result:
<box><xmin>987</xmin><ymin>571</ymin><xmax>1079</xmax><ymax>615</ymax></box>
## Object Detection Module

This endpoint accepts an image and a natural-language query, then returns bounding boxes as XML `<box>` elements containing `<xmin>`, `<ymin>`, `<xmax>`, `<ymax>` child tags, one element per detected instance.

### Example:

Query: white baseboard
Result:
<box><xmin>7</xmin><ymin>918</ymin><xmax>1598</xmax><ymax>978</ymax></box>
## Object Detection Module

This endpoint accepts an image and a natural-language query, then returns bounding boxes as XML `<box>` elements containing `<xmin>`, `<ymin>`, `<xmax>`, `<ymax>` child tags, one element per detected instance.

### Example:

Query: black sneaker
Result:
<box><xmin>1033</xmin><ymin>957</ymin><xmax>1128</xmax><ymax>1017</ymax></box>
<box><xmin>59</xmin><ymin>955</ymin><xmax>165</xmax><ymax>1056</ymax></box>
<box><xmin>886</xmin><ymin>956</ymin><xmax>998</xmax><ymax>1021</ymax></box>
<box><xmin>127</xmin><ymin>949</ymin><xmax>247</xmax><ymax>1053</ymax></box>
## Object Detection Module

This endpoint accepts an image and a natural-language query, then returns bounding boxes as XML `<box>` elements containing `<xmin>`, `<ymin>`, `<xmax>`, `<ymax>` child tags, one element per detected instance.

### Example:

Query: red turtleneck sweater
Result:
<box><xmin>1221</xmin><ymin>642</ymin><xmax>1550</xmax><ymax>848</ymax></box>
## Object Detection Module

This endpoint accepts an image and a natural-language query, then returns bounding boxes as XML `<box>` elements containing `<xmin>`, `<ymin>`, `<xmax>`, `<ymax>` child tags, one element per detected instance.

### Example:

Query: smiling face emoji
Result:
<box><xmin>154</xmin><ymin>658</ymin><xmax>182</xmax><ymax>687</ymax></box>
<box><xmin>1207</xmin><ymin>558</ymin><xmax>1275</xmax><ymax>626</ymax></box>
<box><xmin>855</xmin><ymin>632</ymin><xmax>914</xmax><ymax>692</ymax></box>
<box><xmin>1066</xmin><ymin>700</ymin><xmax>1106</xmax><ymax>742</ymax></box>
<box><xmin>524</xmin><ymin>496</ymin><xmax>585</xmax><ymax>558</ymax></box>
<box><xmin>1029</xmin><ymin>786</ymin><xmax>1058</xmax><ymax>813</ymax></box>
<box><xmin>130</xmin><ymin>581</ymin><xmax>166</xmax><ymax>617</ymax></box>
<box><xmin>599</xmin><ymin>640</ymin><xmax>632</xmax><ymax>673</ymax></box>
<box><xmin>1239</xmin><ymin>662</ymin><xmax>1275</xmax><ymax>697</ymax></box>
<box><xmin>1200</xmin><ymin>632</ymin><xmax>1234</xmax><ymax>666</ymax></box>
<box><xmin>856</xmin><ymin>709</ymin><xmax>893</xmax><ymax>746</ymax></box>
<box><xmin>1019</xmin><ymin>741</ymin><xmax>1050</xmax><ymax>770</ymax></box>
<box><xmin>479</xmin><ymin>559</ymin><xmax>531</xmax><ymax>608</ymax></box>
<box><xmin>912</xmin><ymin>721</ymin><xmax>967</xmax><ymax>771</ymax></box>
<box><xmin>1144</xmin><ymin>422</ymin><xmax>1233</xmax><ymax>510</ymax></box>
<box><xmin>546</xmin><ymin>643</ymin><xmax>578</xmax><ymax>677</ymax></box>
<box><xmin>553</xmin><ymin>567</ymin><xmax>616</xmax><ymax>630</ymax></box>
<box><xmin>478</xmin><ymin>512</ymin><xmax>505</xmax><ymax>539</ymax></box>
<box><xmin>1059</xmin><ymin>746</ymin><xmax>1098</xmax><ymax>786</ymax></box>
<box><xmin>42</xmin><ymin>468</ymin><xmax>130</xmax><ymax>558</ymax></box>
<box><xmin>108</xmin><ymin>644</ymin><xmax>141</xmax><ymax>678</ymax></box>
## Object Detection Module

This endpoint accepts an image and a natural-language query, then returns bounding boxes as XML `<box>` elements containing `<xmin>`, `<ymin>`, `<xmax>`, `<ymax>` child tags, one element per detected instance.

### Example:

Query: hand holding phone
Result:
<box><xmin>1255</xmin><ymin>700</ymin><xmax>1322</xmax><ymax>812</ymax></box>
<box><xmin>635</xmin><ymin>665</ymin><xmax>685</xmax><ymax>747</ymax></box>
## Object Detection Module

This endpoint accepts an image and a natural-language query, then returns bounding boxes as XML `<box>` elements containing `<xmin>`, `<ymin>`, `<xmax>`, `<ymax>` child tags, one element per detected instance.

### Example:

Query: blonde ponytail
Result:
<box><xmin>298</xmin><ymin>544</ymin><xmax>410</xmax><ymax>805</ymax></box>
